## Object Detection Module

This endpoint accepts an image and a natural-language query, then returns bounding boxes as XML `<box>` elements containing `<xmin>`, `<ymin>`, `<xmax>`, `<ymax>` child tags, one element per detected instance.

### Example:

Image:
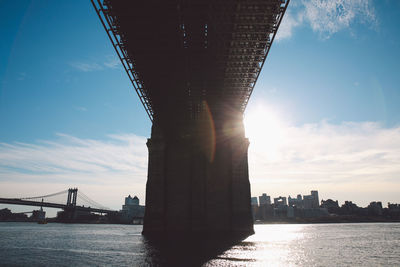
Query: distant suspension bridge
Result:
<box><xmin>0</xmin><ymin>188</ymin><xmax>117</xmax><ymax>214</ymax></box>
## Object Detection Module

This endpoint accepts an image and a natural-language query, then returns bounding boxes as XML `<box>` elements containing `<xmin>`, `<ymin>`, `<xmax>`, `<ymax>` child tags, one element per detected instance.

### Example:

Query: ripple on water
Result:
<box><xmin>0</xmin><ymin>222</ymin><xmax>399</xmax><ymax>266</ymax></box>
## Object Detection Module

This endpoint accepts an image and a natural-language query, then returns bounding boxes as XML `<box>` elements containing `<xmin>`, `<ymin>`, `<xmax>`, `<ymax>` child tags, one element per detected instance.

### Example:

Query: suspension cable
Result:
<box><xmin>21</xmin><ymin>189</ymin><xmax>69</xmax><ymax>200</ymax></box>
<box><xmin>78</xmin><ymin>190</ymin><xmax>110</xmax><ymax>210</ymax></box>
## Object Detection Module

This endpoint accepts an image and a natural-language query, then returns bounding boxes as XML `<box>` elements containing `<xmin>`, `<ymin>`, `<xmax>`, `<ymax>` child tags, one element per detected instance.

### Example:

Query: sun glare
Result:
<box><xmin>244</xmin><ymin>105</ymin><xmax>286</xmax><ymax>161</ymax></box>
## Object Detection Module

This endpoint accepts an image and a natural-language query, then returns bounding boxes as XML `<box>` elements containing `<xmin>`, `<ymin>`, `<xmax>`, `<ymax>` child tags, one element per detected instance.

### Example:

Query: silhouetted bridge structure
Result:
<box><xmin>0</xmin><ymin>188</ymin><xmax>117</xmax><ymax>215</ymax></box>
<box><xmin>91</xmin><ymin>0</ymin><xmax>289</xmax><ymax>236</ymax></box>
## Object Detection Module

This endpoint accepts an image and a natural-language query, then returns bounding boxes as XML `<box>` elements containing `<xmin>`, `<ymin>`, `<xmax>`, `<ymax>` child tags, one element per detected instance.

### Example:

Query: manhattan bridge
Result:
<box><xmin>0</xmin><ymin>188</ymin><xmax>117</xmax><ymax>220</ymax></box>
<box><xmin>90</xmin><ymin>0</ymin><xmax>289</xmax><ymax>236</ymax></box>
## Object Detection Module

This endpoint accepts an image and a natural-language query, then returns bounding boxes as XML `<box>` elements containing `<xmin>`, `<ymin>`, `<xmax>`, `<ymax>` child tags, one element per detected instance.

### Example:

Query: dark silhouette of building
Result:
<box><xmin>341</xmin><ymin>201</ymin><xmax>360</xmax><ymax>215</ymax></box>
<box><xmin>321</xmin><ymin>199</ymin><xmax>340</xmax><ymax>214</ymax></box>
<box><xmin>0</xmin><ymin>208</ymin><xmax>28</xmax><ymax>221</ymax></box>
<box><xmin>119</xmin><ymin>195</ymin><xmax>145</xmax><ymax>223</ymax></box>
<box><xmin>288</xmin><ymin>194</ymin><xmax>303</xmax><ymax>208</ymax></box>
<box><xmin>368</xmin><ymin>201</ymin><xmax>383</xmax><ymax>216</ymax></box>
<box><xmin>31</xmin><ymin>207</ymin><xmax>46</xmax><ymax>221</ymax></box>
<box><xmin>387</xmin><ymin>203</ymin><xmax>400</xmax><ymax>218</ymax></box>
<box><xmin>259</xmin><ymin>193</ymin><xmax>271</xmax><ymax>205</ymax></box>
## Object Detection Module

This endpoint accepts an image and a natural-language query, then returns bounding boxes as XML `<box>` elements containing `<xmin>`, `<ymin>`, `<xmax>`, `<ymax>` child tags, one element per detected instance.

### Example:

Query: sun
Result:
<box><xmin>244</xmin><ymin>105</ymin><xmax>285</xmax><ymax>161</ymax></box>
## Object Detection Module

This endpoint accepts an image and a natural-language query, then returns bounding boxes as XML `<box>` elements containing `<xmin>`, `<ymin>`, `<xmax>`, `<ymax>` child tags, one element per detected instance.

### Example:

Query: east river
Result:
<box><xmin>0</xmin><ymin>222</ymin><xmax>399</xmax><ymax>266</ymax></box>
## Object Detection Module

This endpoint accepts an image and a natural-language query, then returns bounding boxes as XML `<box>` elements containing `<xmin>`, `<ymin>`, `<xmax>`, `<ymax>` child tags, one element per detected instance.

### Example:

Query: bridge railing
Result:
<box><xmin>91</xmin><ymin>0</ymin><xmax>154</xmax><ymax>121</ymax></box>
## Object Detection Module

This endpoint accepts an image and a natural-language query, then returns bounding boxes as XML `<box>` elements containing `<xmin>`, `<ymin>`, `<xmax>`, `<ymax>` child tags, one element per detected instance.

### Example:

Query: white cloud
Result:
<box><xmin>73</xmin><ymin>106</ymin><xmax>87</xmax><ymax>112</ymax></box>
<box><xmin>303</xmin><ymin>0</ymin><xmax>376</xmax><ymax>38</ymax></box>
<box><xmin>17</xmin><ymin>72</ymin><xmax>27</xmax><ymax>81</ymax></box>
<box><xmin>70</xmin><ymin>62</ymin><xmax>103</xmax><ymax>72</ymax></box>
<box><xmin>1</xmin><ymin>120</ymin><xmax>399</xmax><ymax>210</ymax></box>
<box><xmin>276</xmin><ymin>11</ymin><xmax>303</xmax><ymax>40</ymax></box>
<box><xmin>103</xmin><ymin>56</ymin><xmax>120</xmax><ymax>69</ymax></box>
<box><xmin>248</xmin><ymin>120</ymin><xmax>400</xmax><ymax>206</ymax></box>
<box><xmin>0</xmin><ymin>133</ymin><xmax>148</xmax><ymax>180</ymax></box>
<box><xmin>0</xmin><ymin>133</ymin><xmax>148</xmax><ymax>211</ymax></box>
<box><xmin>70</xmin><ymin>55</ymin><xmax>121</xmax><ymax>72</ymax></box>
<box><xmin>277</xmin><ymin>0</ymin><xmax>377</xmax><ymax>40</ymax></box>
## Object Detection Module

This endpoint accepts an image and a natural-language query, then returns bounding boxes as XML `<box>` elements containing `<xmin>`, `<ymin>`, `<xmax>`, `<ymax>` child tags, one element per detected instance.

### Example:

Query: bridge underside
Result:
<box><xmin>94</xmin><ymin>0</ymin><xmax>288</xmax><ymax>236</ymax></box>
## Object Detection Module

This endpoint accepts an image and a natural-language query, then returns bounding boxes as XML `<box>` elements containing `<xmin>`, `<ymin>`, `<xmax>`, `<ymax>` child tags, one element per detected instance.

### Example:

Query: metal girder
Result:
<box><xmin>92</xmin><ymin>0</ymin><xmax>289</xmax><ymax>120</ymax></box>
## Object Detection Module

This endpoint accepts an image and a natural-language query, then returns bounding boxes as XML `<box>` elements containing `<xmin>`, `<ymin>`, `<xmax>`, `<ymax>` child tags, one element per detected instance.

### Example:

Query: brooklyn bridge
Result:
<box><xmin>91</xmin><ymin>0</ymin><xmax>289</xmax><ymax>236</ymax></box>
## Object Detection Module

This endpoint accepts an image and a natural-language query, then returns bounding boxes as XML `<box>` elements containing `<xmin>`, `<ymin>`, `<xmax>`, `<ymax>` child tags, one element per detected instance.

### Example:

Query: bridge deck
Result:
<box><xmin>93</xmin><ymin>0</ymin><xmax>289</xmax><ymax>120</ymax></box>
<box><xmin>0</xmin><ymin>198</ymin><xmax>116</xmax><ymax>214</ymax></box>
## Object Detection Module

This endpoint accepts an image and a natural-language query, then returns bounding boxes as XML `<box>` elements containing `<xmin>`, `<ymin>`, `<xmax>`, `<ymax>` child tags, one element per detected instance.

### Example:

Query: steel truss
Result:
<box><xmin>92</xmin><ymin>0</ymin><xmax>289</xmax><ymax>121</ymax></box>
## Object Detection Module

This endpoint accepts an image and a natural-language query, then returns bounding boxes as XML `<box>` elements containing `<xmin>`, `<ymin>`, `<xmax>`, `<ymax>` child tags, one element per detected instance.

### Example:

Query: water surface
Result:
<box><xmin>0</xmin><ymin>222</ymin><xmax>398</xmax><ymax>266</ymax></box>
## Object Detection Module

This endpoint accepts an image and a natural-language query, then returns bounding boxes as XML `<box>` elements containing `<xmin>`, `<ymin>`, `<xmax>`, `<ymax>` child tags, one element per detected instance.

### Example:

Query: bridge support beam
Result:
<box><xmin>143</xmin><ymin>105</ymin><xmax>253</xmax><ymax>237</ymax></box>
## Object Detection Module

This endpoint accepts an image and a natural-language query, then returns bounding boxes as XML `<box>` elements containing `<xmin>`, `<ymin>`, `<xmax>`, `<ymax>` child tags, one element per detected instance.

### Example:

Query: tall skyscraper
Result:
<box><xmin>311</xmin><ymin>190</ymin><xmax>319</xmax><ymax>208</ymax></box>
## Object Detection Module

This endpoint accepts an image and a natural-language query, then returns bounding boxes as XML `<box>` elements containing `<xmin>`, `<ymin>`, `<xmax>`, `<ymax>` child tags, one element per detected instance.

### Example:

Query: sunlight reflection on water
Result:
<box><xmin>204</xmin><ymin>223</ymin><xmax>400</xmax><ymax>266</ymax></box>
<box><xmin>205</xmin><ymin>224</ymin><xmax>307</xmax><ymax>266</ymax></box>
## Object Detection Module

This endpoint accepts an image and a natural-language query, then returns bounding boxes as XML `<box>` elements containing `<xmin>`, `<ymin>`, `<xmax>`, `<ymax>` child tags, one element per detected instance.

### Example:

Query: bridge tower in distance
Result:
<box><xmin>66</xmin><ymin>188</ymin><xmax>78</xmax><ymax>207</ymax></box>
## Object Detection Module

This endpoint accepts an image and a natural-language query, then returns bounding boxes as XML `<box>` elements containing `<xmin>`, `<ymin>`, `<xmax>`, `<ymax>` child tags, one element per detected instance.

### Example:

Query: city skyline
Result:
<box><xmin>251</xmin><ymin>190</ymin><xmax>395</xmax><ymax>209</ymax></box>
<box><xmin>1</xmin><ymin>0</ymin><xmax>400</xmax><ymax>214</ymax></box>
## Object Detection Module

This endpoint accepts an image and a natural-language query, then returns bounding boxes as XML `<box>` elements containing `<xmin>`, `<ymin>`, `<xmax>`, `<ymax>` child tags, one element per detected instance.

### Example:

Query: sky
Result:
<box><xmin>1</xmin><ymin>0</ymin><xmax>400</xmax><ymax>215</ymax></box>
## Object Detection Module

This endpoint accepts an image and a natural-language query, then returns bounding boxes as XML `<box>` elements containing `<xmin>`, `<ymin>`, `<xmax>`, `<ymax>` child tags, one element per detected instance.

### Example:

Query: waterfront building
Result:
<box><xmin>321</xmin><ymin>199</ymin><xmax>340</xmax><ymax>214</ymax></box>
<box><xmin>259</xmin><ymin>193</ymin><xmax>271</xmax><ymax>205</ymax></box>
<box><xmin>258</xmin><ymin>193</ymin><xmax>273</xmax><ymax>220</ymax></box>
<box><xmin>300</xmin><ymin>207</ymin><xmax>329</xmax><ymax>218</ymax></box>
<box><xmin>0</xmin><ymin>208</ymin><xmax>28</xmax><ymax>221</ymax></box>
<box><xmin>287</xmin><ymin>206</ymin><xmax>294</xmax><ymax>218</ymax></box>
<box><xmin>368</xmin><ymin>201</ymin><xmax>383</xmax><ymax>216</ymax></box>
<box><xmin>288</xmin><ymin>195</ymin><xmax>303</xmax><ymax>208</ymax></box>
<box><xmin>31</xmin><ymin>207</ymin><xmax>45</xmax><ymax>221</ymax></box>
<box><xmin>341</xmin><ymin>201</ymin><xmax>360</xmax><ymax>214</ymax></box>
<box><xmin>251</xmin><ymin>197</ymin><xmax>258</xmax><ymax>206</ymax></box>
<box><xmin>274</xmin><ymin>196</ymin><xmax>287</xmax><ymax>207</ymax></box>
<box><xmin>250</xmin><ymin>197</ymin><xmax>259</xmax><ymax>221</ymax></box>
<box><xmin>311</xmin><ymin>190</ymin><xmax>319</xmax><ymax>208</ymax></box>
<box><xmin>388</xmin><ymin>203</ymin><xmax>400</xmax><ymax>218</ymax></box>
<box><xmin>120</xmin><ymin>195</ymin><xmax>145</xmax><ymax>223</ymax></box>
<box><xmin>125</xmin><ymin>195</ymin><xmax>139</xmax><ymax>206</ymax></box>
<box><xmin>303</xmin><ymin>195</ymin><xmax>314</xmax><ymax>209</ymax></box>
<box><xmin>303</xmin><ymin>190</ymin><xmax>319</xmax><ymax>209</ymax></box>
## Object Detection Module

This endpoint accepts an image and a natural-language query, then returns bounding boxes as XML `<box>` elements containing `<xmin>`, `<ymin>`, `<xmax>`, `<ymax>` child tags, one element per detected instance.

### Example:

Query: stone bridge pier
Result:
<box><xmin>143</xmin><ymin>104</ymin><xmax>253</xmax><ymax>237</ymax></box>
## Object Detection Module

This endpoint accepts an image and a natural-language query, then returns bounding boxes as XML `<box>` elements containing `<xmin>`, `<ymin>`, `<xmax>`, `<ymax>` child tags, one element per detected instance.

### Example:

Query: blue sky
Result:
<box><xmin>1</xmin><ymin>0</ymin><xmax>400</xmax><ymax>213</ymax></box>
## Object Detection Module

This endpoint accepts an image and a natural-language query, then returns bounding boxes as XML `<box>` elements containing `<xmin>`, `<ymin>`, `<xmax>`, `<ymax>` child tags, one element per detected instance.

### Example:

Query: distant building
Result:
<box><xmin>303</xmin><ymin>195</ymin><xmax>314</xmax><ymax>209</ymax></box>
<box><xmin>120</xmin><ymin>195</ymin><xmax>145</xmax><ymax>223</ymax></box>
<box><xmin>288</xmin><ymin>194</ymin><xmax>303</xmax><ymax>208</ymax></box>
<box><xmin>251</xmin><ymin>197</ymin><xmax>259</xmax><ymax>206</ymax></box>
<box><xmin>321</xmin><ymin>199</ymin><xmax>340</xmax><ymax>214</ymax></box>
<box><xmin>301</xmin><ymin>207</ymin><xmax>329</xmax><ymax>218</ymax></box>
<box><xmin>274</xmin><ymin>196</ymin><xmax>287</xmax><ymax>207</ymax></box>
<box><xmin>250</xmin><ymin>197</ymin><xmax>259</xmax><ymax>220</ymax></box>
<box><xmin>257</xmin><ymin>193</ymin><xmax>273</xmax><ymax>220</ymax></box>
<box><xmin>368</xmin><ymin>201</ymin><xmax>383</xmax><ymax>216</ymax></box>
<box><xmin>0</xmin><ymin>208</ymin><xmax>28</xmax><ymax>221</ymax></box>
<box><xmin>341</xmin><ymin>201</ymin><xmax>359</xmax><ymax>214</ymax></box>
<box><xmin>287</xmin><ymin>206</ymin><xmax>295</xmax><ymax>218</ymax></box>
<box><xmin>388</xmin><ymin>203</ymin><xmax>400</xmax><ymax>218</ymax></box>
<box><xmin>259</xmin><ymin>193</ymin><xmax>271</xmax><ymax>205</ymax></box>
<box><xmin>311</xmin><ymin>190</ymin><xmax>319</xmax><ymax>207</ymax></box>
<box><xmin>303</xmin><ymin>190</ymin><xmax>319</xmax><ymax>209</ymax></box>
<box><xmin>31</xmin><ymin>207</ymin><xmax>46</xmax><ymax>221</ymax></box>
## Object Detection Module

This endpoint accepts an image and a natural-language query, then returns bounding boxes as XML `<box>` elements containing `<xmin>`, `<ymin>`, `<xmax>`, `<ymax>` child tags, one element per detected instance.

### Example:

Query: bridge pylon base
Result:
<box><xmin>143</xmin><ymin>110</ymin><xmax>254</xmax><ymax>237</ymax></box>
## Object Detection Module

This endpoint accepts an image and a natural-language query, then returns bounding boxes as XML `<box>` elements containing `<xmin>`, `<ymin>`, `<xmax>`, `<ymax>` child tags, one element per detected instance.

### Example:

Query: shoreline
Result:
<box><xmin>1</xmin><ymin>218</ymin><xmax>399</xmax><ymax>225</ymax></box>
<box><xmin>254</xmin><ymin>215</ymin><xmax>400</xmax><ymax>224</ymax></box>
